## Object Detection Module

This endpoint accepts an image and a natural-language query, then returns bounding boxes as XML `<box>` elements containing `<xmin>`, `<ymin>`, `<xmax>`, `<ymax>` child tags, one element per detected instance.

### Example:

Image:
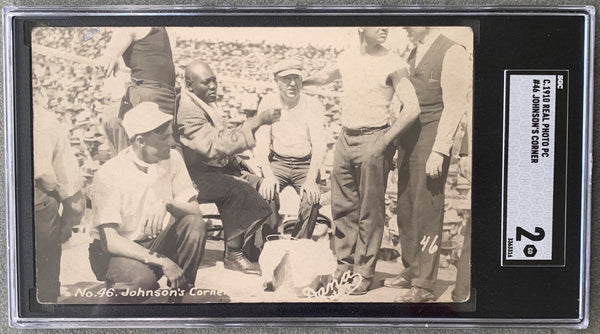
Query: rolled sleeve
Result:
<box><xmin>169</xmin><ymin>149</ymin><xmax>198</xmax><ymax>203</ymax></box>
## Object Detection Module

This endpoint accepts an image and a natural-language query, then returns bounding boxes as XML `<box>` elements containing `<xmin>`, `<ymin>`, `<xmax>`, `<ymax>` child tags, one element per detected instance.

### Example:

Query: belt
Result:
<box><xmin>270</xmin><ymin>151</ymin><xmax>311</xmax><ymax>163</ymax></box>
<box><xmin>131</xmin><ymin>78</ymin><xmax>176</xmax><ymax>91</ymax></box>
<box><xmin>342</xmin><ymin>124</ymin><xmax>389</xmax><ymax>136</ymax></box>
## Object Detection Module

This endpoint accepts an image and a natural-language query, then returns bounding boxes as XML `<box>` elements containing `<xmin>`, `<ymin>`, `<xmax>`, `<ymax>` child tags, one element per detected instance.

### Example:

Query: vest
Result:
<box><xmin>122</xmin><ymin>27</ymin><xmax>176</xmax><ymax>87</ymax></box>
<box><xmin>408</xmin><ymin>34</ymin><xmax>457</xmax><ymax>124</ymax></box>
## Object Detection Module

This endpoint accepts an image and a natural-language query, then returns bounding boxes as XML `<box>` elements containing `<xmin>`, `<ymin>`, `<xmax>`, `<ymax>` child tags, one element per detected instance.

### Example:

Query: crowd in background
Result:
<box><xmin>31</xmin><ymin>27</ymin><xmax>470</xmax><ymax>267</ymax></box>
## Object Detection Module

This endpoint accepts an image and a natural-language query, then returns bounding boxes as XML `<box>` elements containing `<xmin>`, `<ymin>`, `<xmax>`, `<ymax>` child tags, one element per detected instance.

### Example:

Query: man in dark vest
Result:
<box><xmin>383</xmin><ymin>27</ymin><xmax>470</xmax><ymax>302</ymax></box>
<box><xmin>101</xmin><ymin>27</ymin><xmax>177</xmax><ymax>155</ymax></box>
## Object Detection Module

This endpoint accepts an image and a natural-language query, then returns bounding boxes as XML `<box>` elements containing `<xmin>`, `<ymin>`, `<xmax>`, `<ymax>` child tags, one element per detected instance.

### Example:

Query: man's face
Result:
<box><xmin>404</xmin><ymin>27</ymin><xmax>429</xmax><ymax>44</ymax></box>
<box><xmin>189</xmin><ymin>68</ymin><xmax>218</xmax><ymax>103</ymax></box>
<box><xmin>140</xmin><ymin>123</ymin><xmax>175</xmax><ymax>163</ymax></box>
<box><xmin>276</xmin><ymin>74</ymin><xmax>302</xmax><ymax>101</ymax></box>
<box><xmin>362</xmin><ymin>27</ymin><xmax>389</xmax><ymax>45</ymax></box>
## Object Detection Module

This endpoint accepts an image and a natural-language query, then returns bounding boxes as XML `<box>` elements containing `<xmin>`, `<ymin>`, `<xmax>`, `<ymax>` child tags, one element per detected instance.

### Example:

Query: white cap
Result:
<box><xmin>122</xmin><ymin>102</ymin><xmax>172</xmax><ymax>139</ymax></box>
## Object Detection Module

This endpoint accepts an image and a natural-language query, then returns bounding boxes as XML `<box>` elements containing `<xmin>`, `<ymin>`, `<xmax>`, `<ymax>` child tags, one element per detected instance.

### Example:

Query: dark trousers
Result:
<box><xmin>331</xmin><ymin>129</ymin><xmax>394</xmax><ymax>278</ymax></box>
<box><xmin>453</xmin><ymin>212</ymin><xmax>471</xmax><ymax>301</ymax></box>
<box><xmin>103</xmin><ymin>80</ymin><xmax>177</xmax><ymax>156</ymax></box>
<box><xmin>191</xmin><ymin>170</ymin><xmax>276</xmax><ymax>250</ymax></box>
<box><xmin>396</xmin><ymin>121</ymin><xmax>450</xmax><ymax>290</ymax></box>
<box><xmin>270</xmin><ymin>155</ymin><xmax>320</xmax><ymax>239</ymax></box>
<box><xmin>88</xmin><ymin>214</ymin><xmax>207</xmax><ymax>302</ymax></box>
<box><xmin>34</xmin><ymin>187</ymin><xmax>61</xmax><ymax>303</ymax></box>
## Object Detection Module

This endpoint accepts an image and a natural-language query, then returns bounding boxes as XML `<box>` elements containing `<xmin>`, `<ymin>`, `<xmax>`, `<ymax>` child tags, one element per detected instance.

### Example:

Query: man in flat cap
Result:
<box><xmin>89</xmin><ymin>102</ymin><xmax>207</xmax><ymax>301</ymax></box>
<box><xmin>254</xmin><ymin>59</ymin><xmax>326</xmax><ymax>238</ymax></box>
<box><xmin>176</xmin><ymin>60</ymin><xmax>281</xmax><ymax>275</ymax></box>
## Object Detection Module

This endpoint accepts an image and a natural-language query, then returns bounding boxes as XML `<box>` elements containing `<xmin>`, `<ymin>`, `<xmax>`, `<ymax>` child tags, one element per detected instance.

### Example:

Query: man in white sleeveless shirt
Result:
<box><xmin>304</xmin><ymin>27</ymin><xmax>420</xmax><ymax>294</ymax></box>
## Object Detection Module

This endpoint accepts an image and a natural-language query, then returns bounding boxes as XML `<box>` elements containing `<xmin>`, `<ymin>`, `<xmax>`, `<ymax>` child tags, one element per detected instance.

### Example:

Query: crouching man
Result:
<box><xmin>89</xmin><ymin>102</ymin><xmax>206</xmax><ymax>302</ymax></box>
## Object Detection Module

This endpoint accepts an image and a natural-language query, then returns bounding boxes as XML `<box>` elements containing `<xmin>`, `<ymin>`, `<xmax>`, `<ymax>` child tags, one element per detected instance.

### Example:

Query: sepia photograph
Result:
<box><xmin>31</xmin><ymin>25</ymin><xmax>472</xmax><ymax>304</ymax></box>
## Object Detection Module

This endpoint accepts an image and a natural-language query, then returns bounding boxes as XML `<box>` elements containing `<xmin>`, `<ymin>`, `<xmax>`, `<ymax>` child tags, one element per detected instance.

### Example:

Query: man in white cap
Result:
<box><xmin>89</xmin><ymin>102</ymin><xmax>206</xmax><ymax>301</ymax></box>
<box><xmin>255</xmin><ymin>59</ymin><xmax>326</xmax><ymax>238</ymax></box>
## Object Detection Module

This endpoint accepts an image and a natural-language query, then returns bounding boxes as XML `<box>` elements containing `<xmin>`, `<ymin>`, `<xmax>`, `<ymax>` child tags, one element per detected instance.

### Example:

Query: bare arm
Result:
<box><xmin>381</xmin><ymin>73</ymin><xmax>420</xmax><ymax>147</ymax></box>
<box><xmin>60</xmin><ymin>190</ymin><xmax>86</xmax><ymax>242</ymax></box>
<box><xmin>302</xmin><ymin>65</ymin><xmax>341</xmax><ymax>86</ymax></box>
<box><xmin>306</xmin><ymin>115</ymin><xmax>327</xmax><ymax>183</ymax></box>
<box><xmin>102</xmin><ymin>27</ymin><xmax>151</xmax><ymax>77</ymax></box>
<box><xmin>254</xmin><ymin>125</ymin><xmax>275</xmax><ymax>178</ymax></box>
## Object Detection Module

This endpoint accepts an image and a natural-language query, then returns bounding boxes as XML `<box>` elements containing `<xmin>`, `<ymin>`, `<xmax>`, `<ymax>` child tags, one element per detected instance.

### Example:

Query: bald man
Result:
<box><xmin>175</xmin><ymin>60</ymin><xmax>281</xmax><ymax>275</ymax></box>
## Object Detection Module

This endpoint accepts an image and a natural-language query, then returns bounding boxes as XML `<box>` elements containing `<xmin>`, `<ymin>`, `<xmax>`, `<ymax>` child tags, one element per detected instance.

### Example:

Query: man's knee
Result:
<box><xmin>180</xmin><ymin>214</ymin><xmax>208</xmax><ymax>239</ymax></box>
<box><xmin>105</xmin><ymin>259</ymin><xmax>160</xmax><ymax>293</ymax></box>
<box><xmin>128</xmin><ymin>272</ymin><xmax>160</xmax><ymax>292</ymax></box>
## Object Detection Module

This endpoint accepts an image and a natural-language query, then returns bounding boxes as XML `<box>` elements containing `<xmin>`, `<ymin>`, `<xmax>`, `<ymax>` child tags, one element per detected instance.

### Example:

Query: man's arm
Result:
<box><xmin>302</xmin><ymin>107</ymin><xmax>327</xmax><ymax>205</ymax></box>
<box><xmin>102</xmin><ymin>27</ymin><xmax>152</xmax><ymax>77</ymax></box>
<box><xmin>60</xmin><ymin>190</ymin><xmax>86</xmax><ymax>242</ymax></box>
<box><xmin>302</xmin><ymin>65</ymin><xmax>341</xmax><ymax>86</ymax></box>
<box><xmin>166</xmin><ymin>197</ymin><xmax>202</xmax><ymax>220</ymax></box>
<box><xmin>177</xmin><ymin>101</ymin><xmax>280</xmax><ymax>161</ymax></box>
<box><xmin>426</xmin><ymin>44</ymin><xmax>470</xmax><ymax>178</ymax></box>
<box><xmin>254</xmin><ymin>124</ymin><xmax>274</xmax><ymax>178</ymax></box>
<box><xmin>377</xmin><ymin>72</ymin><xmax>420</xmax><ymax>152</ymax></box>
<box><xmin>432</xmin><ymin>45</ymin><xmax>470</xmax><ymax>157</ymax></box>
<box><xmin>99</xmin><ymin>225</ymin><xmax>185</xmax><ymax>289</ymax></box>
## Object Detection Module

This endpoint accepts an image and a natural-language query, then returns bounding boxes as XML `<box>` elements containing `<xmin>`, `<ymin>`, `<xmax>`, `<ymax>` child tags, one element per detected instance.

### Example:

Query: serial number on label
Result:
<box><xmin>503</xmin><ymin>72</ymin><xmax>562</xmax><ymax>263</ymax></box>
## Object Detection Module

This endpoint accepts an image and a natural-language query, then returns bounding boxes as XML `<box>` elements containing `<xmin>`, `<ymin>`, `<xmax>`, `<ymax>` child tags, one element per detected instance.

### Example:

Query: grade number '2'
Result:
<box><xmin>516</xmin><ymin>227</ymin><xmax>545</xmax><ymax>241</ymax></box>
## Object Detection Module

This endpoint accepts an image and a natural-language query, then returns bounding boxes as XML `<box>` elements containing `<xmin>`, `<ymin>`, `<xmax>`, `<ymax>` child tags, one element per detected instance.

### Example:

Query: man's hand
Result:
<box><xmin>257</xmin><ymin>108</ymin><xmax>282</xmax><ymax>126</ymax></box>
<box><xmin>301</xmin><ymin>180</ymin><xmax>321</xmax><ymax>205</ymax></box>
<box><xmin>102</xmin><ymin>56</ymin><xmax>120</xmax><ymax>77</ymax></box>
<box><xmin>458</xmin><ymin>156</ymin><xmax>471</xmax><ymax>180</ymax></box>
<box><xmin>158</xmin><ymin>257</ymin><xmax>185</xmax><ymax>289</ymax></box>
<box><xmin>259</xmin><ymin>176</ymin><xmax>279</xmax><ymax>201</ymax></box>
<box><xmin>426</xmin><ymin>151</ymin><xmax>446</xmax><ymax>179</ymax></box>
<box><xmin>60</xmin><ymin>191</ymin><xmax>86</xmax><ymax>243</ymax></box>
<box><xmin>370</xmin><ymin>133</ymin><xmax>389</xmax><ymax>159</ymax></box>
<box><xmin>141</xmin><ymin>201</ymin><xmax>167</xmax><ymax>239</ymax></box>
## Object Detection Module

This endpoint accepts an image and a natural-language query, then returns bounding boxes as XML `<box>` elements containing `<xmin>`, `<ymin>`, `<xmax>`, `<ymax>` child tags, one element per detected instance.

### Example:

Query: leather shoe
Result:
<box><xmin>383</xmin><ymin>275</ymin><xmax>411</xmax><ymax>289</ymax></box>
<box><xmin>349</xmin><ymin>276</ymin><xmax>373</xmax><ymax>295</ymax></box>
<box><xmin>395</xmin><ymin>286</ymin><xmax>435</xmax><ymax>302</ymax></box>
<box><xmin>224</xmin><ymin>250</ymin><xmax>261</xmax><ymax>275</ymax></box>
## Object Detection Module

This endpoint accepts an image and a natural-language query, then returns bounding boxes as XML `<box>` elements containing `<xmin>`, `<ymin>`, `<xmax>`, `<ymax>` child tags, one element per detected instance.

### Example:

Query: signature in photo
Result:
<box><xmin>302</xmin><ymin>270</ymin><xmax>362</xmax><ymax>301</ymax></box>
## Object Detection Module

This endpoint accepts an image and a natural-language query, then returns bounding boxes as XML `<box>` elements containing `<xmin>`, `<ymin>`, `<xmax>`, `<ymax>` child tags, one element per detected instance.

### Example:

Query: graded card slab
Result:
<box><xmin>502</xmin><ymin>70</ymin><xmax>569</xmax><ymax>266</ymax></box>
<box><xmin>3</xmin><ymin>6</ymin><xmax>592</xmax><ymax>329</ymax></box>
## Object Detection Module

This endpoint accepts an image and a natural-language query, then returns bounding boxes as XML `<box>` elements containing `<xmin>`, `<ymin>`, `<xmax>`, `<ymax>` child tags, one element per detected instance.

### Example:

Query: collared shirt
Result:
<box><xmin>34</xmin><ymin>108</ymin><xmax>83</xmax><ymax>200</ymax></box>
<box><xmin>255</xmin><ymin>93</ymin><xmax>325</xmax><ymax>159</ymax></box>
<box><xmin>415</xmin><ymin>30</ymin><xmax>471</xmax><ymax>156</ymax></box>
<box><xmin>90</xmin><ymin>147</ymin><xmax>197</xmax><ymax>241</ymax></box>
<box><xmin>337</xmin><ymin>48</ymin><xmax>409</xmax><ymax>129</ymax></box>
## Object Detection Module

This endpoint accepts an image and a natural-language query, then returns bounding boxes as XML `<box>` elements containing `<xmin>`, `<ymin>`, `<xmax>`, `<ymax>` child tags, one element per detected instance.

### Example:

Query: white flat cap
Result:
<box><xmin>122</xmin><ymin>102</ymin><xmax>172</xmax><ymax>138</ymax></box>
